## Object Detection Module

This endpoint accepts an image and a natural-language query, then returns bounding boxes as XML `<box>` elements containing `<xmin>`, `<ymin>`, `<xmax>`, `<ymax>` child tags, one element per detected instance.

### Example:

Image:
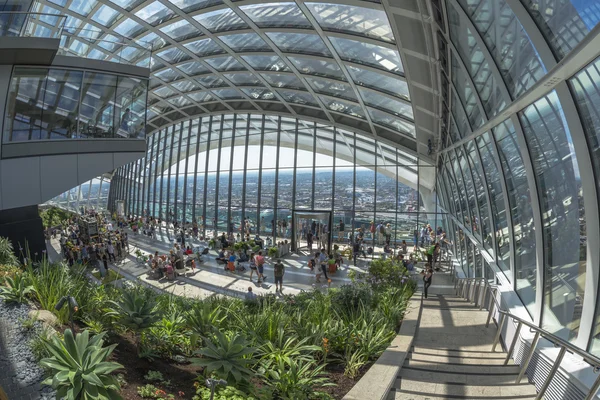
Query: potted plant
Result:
<box><xmin>268</xmin><ymin>246</ymin><xmax>278</xmax><ymax>258</ymax></box>
<box><xmin>208</xmin><ymin>238</ymin><xmax>216</xmax><ymax>249</ymax></box>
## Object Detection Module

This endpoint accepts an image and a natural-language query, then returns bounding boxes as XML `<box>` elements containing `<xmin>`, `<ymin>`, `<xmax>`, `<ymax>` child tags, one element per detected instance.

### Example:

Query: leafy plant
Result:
<box><xmin>0</xmin><ymin>273</ymin><xmax>35</xmax><ymax>304</ymax></box>
<box><xmin>192</xmin><ymin>385</ymin><xmax>256</xmax><ymax>400</ymax></box>
<box><xmin>19</xmin><ymin>311</ymin><xmax>38</xmax><ymax>330</ymax></box>
<box><xmin>193</xmin><ymin>330</ymin><xmax>257</xmax><ymax>385</ymax></box>
<box><xmin>0</xmin><ymin>237</ymin><xmax>18</xmax><ymax>266</ymax></box>
<box><xmin>40</xmin><ymin>329</ymin><xmax>123</xmax><ymax>399</ymax></box>
<box><xmin>268</xmin><ymin>246</ymin><xmax>278</xmax><ymax>258</ymax></box>
<box><xmin>29</xmin><ymin>326</ymin><xmax>53</xmax><ymax>361</ymax></box>
<box><xmin>108</xmin><ymin>290</ymin><xmax>161</xmax><ymax>353</ymax></box>
<box><xmin>0</xmin><ymin>263</ymin><xmax>21</xmax><ymax>285</ymax></box>
<box><xmin>144</xmin><ymin>370</ymin><xmax>164</xmax><ymax>382</ymax></box>
<box><xmin>257</xmin><ymin>331</ymin><xmax>320</xmax><ymax>370</ymax></box>
<box><xmin>261</xmin><ymin>358</ymin><xmax>334</xmax><ymax>399</ymax></box>
<box><xmin>186</xmin><ymin>302</ymin><xmax>225</xmax><ymax>338</ymax></box>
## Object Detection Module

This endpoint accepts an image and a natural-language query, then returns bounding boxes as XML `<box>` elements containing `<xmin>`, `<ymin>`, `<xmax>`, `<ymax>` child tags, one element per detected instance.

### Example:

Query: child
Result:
<box><xmin>314</xmin><ymin>252</ymin><xmax>322</xmax><ymax>283</ymax></box>
<box><xmin>190</xmin><ymin>258</ymin><xmax>196</xmax><ymax>274</ymax></box>
<box><xmin>249</xmin><ymin>252</ymin><xmax>257</xmax><ymax>282</ymax></box>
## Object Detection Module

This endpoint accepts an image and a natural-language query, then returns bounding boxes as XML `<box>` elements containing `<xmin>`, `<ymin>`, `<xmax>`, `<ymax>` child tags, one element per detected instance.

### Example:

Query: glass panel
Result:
<box><xmin>188</xmin><ymin>91</ymin><xmax>213</xmax><ymax>102</ymax></box>
<box><xmin>347</xmin><ymin>65</ymin><xmax>409</xmax><ymax>100</ymax></box>
<box><xmin>368</xmin><ymin>108</ymin><xmax>415</xmax><ymax>137</ymax></box>
<box><xmin>172</xmin><ymin>80</ymin><xmax>201</xmax><ymax>92</ymax></box>
<box><xmin>261</xmin><ymin>73</ymin><xmax>305</xmax><ymax>90</ymax></box>
<box><xmin>329</xmin><ymin>37</ymin><xmax>403</xmax><ymax>74</ymax></box>
<box><xmin>266</xmin><ymin>32</ymin><xmax>332</xmax><ymax>57</ymax></box>
<box><xmin>306</xmin><ymin>76</ymin><xmax>357</xmax><ymax>101</ymax></box>
<box><xmin>92</xmin><ymin>4</ymin><xmax>119</xmax><ymax>27</ymax></box>
<box><xmin>223</xmin><ymin>72</ymin><xmax>262</xmax><ymax>86</ymax></box>
<box><xmin>319</xmin><ymin>96</ymin><xmax>364</xmax><ymax>119</ymax></box>
<box><xmin>277</xmin><ymin>90</ymin><xmax>319</xmax><ymax>106</ymax></box>
<box><xmin>570</xmin><ymin>56</ymin><xmax>600</xmax><ymax>352</ymax></box>
<box><xmin>195</xmin><ymin>75</ymin><xmax>227</xmax><ymax>88</ymax></box>
<box><xmin>451</xmin><ymin>54</ymin><xmax>485</xmax><ymax>130</ymax></box>
<box><xmin>519</xmin><ymin>91</ymin><xmax>586</xmax><ymax>342</ymax></box>
<box><xmin>359</xmin><ymin>88</ymin><xmax>413</xmax><ymax>119</ymax></box>
<box><xmin>135</xmin><ymin>1</ymin><xmax>175</xmax><ymax>26</ymax></box>
<box><xmin>159</xmin><ymin>19</ymin><xmax>200</xmax><ymax>41</ymax></box>
<box><xmin>79</xmin><ymin>72</ymin><xmax>119</xmax><ymax>138</ymax></box>
<box><xmin>166</xmin><ymin>0</ymin><xmax>222</xmax><ymax>13</ymax></box>
<box><xmin>219</xmin><ymin>33</ymin><xmax>271</xmax><ymax>52</ymax></box>
<box><xmin>306</xmin><ymin>3</ymin><xmax>394</xmax><ymax>42</ymax></box>
<box><xmin>194</xmin><ymin>9</ymin><xmax>249</xmax><ymax>32</ymax></box>
<box><xmin>475</xmin><ymin>133</ymin><xmax>510</xmax><ymax>277</ymax></box>
<box><xmin>493</xmin><ymin>119</ymin><xmax>536</xmax><ymax>317</ymax></box>
<box><xmin>465</xmin><ymin>141</ymin><xmax>493</xmax><ymax>251</ymax></box>
<box><xmin>458</xmin><ymin>0</ymin><xmax>546</xmax><ymax>98</ymax></box>
<box><xmin>240</xmin><ymin>3</ymin><xmax>311</xmax><ymax>28</ymax></box>
<box><xmin>241</xmin><ymin>55</ymin><xmax>290</xmax><ymax>72</ymax></box>
<box><xmin>212</xmin><ymin>88</ymin><xmax>243</xmax><ymax>99</ymax></box>
<box><xmin>204</xmin><ymin>56</ymin><xmax>245</xmax><ymax>72</ymax></box>
<box><xmin>448</xmin><ymin>5</ymin><xmax>506</xmax><ymax>118</ymax></box>
<box><xmin>113</xmin><ymin>18</ymin><xmax>145</xmax><ymax>38</ymax></box>
<box><xmin>184</xmin><ymin>38</ymin><xmax>225</xmax><ymax>57</ymax></box>
<box><xmin>288</xmin><ymin>56</ymin><xmax>346</xmax><ymax>80</ymax></box>
<box><xmin>156</xmin><ymin>47</ymin><xmax>190</xmax><ymax>63</ymax></box>
<box><xmin>521</xmin><ymin>0</ymin><xmax>600</xmax><ymax>60</ymax></box>
<box><xmin>177</xmin><ymin>61</ymin><xmax>210</xmax><ymax>76</ymax></box>
<box><xmin>241</xmin><ymin>88</ymin><xmax>276</xmax><ymax>100</ymax></box>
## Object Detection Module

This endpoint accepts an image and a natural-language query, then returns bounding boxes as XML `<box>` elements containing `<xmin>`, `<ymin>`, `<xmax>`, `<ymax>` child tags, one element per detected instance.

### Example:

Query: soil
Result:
<box><xmin>319</xmin><ymin>363</ymin><xmax>371</xmax><ymax>400</ymax></box>
<box><xmin>53</xmin><ymin>322</ymin><xmax>369</xmax><ymax>400</ymax></box>
<box><xmin>109</xmin><ymin>333</ymin><xmax>200</xmax><ymax>400</ymax></box>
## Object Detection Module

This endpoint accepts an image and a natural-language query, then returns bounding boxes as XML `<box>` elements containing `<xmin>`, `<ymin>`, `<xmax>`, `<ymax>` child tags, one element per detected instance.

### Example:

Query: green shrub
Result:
<box><xmin>0</xmin><ymin>264</ymin><xmax>21</xmax><ymax>285</ymax></box>
<box><xmin>193</xmin><ymin>330</ymin><xmax>257</xmax><ymax>386</ymax></box>
<box><xmin>144</xmin><ymin>370</ymin><xmax>164</xmax><ymax>383</ymax></box>
<box><xmin>261</xmin><ymin>358</ymin><xmax>334</xmax><ymax>399</ymax></box>
<box><xmin>0</xmin><ymin>274</ymin><xmax>35</xmax><ymax>304</ymax></box>
<box><xmin>29</xmin><ymin>326</ymin><xmax>53</xmax><ymax>361</ymax></box>
<box><xmin>0</xmin><ymin>237</ymin><xmax>18</xmax><ymax>266</ymax></box>
<box><xmin>108</xmin><ymin>290</ymin><xmax>161</xmax><ymax>353</ymax></box>
<box><xmin>192</xmin><ymin>385</ymin><xmax>256</xmax><ymax>400</ymax></box>
<box><xmin>40</xmin><ymin>329</ymin><xmax>123</xmax><ymax>399</ymax></box>
<box><xmin>267</xmin><ymin>247</ymin><xmax>278</xmax><ymax>258</ymax></box>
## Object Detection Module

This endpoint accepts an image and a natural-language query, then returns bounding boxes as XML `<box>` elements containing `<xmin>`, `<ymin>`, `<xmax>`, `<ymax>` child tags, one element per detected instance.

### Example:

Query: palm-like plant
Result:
<box><xmin>186</xmin><ymin>302</ymin><xmax>225</xmax><ymax>337</ymax></box>
<box><xmin>40</xmin><ymin>329</ymin><xmax>123</xmax><ymax>400</ymax></box>
<box><xmin>192</xmin><ymin>330</ymin><xmax>257</xmax><ymax>385</ymax></box>
<box><xmin>258</xmin><ymin>330</ymin><xmax>320</xmax><ymax>370</ymax></box>
<box><xmin>0</xmin><ymin>273</ymin><xmax>35</xmax><ymax>304</ymax></box>
<box><xmin>107</xmin><ymin>291</ymin><xmax>161</xmax><ymax>353</ymax></box>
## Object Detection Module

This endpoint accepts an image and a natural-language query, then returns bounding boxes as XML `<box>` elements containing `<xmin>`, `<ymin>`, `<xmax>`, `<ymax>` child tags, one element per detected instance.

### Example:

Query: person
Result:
<box><xmin>314</xmin><ymin>252</ymin><xmax>322</xmax><ymax>282</ymax></box>
<box><xmin>107</xmin><ymin>241</ymin><xmax>115</xmax><ymax>262</ymax></box>
<box><xmin>190</xmin><ymin>258</ymin><xmax>196</xmax><ymax>274</ymax></box>
<box><xmin>327</xmin><ymin>253</ymin><xmax>337</xmax><ymax>274</ymax></box>
<box><xmin>423</xmin><ymin>267</ymin><xmax>433</xmax><ymax>299</ymax></box>
<box><xmin>338</xmin><ymin>219</ymin><xmax>345</xmax><ymax>242</ymax></box>
<box><xmin>185</xmin><ymin>246</ymin><xmax>193</xmax><ymax>255</ymax></box>
<box><xmin>180</xmin><ymin>229</ymin><xmax>185</xmax><ymax>247</ymax></box>
<box><xmin>307</xmin><ymin>230</ymin><xmax>313</xmax><ymax>251</ymax></box>
<box><xmin>245</xmin><ymin>287</ymin><xmax>257</xmax><ymax>302</ymax></box>
<box><xmin>120</xmin><ymin>108</ymin><xmax>131</xmax><ymax>132</ymax></box>
<box><xmin>255</xmin><ymin>251</ymin><xmax>266</xmax><ymax>283</ymax></box>
<box><xmin>401</xmin><ymin>240</ymin><xmax>408</xmax><ymax>255</ymax></box>
<box><xmin>228</xmin><ymin>252</ymin><xmax>237</xmax><ymax>271</ymax></box>
<box><xmin>318</xmin><ymin>249</ymin><xmax>329</xmax><ymax>283</ymax></box>
<box><xmin>248</xmin><ymin>252</ymin><xmax>257</xmax><ymax>282</ymax></box>
<box><xmin>273</xmin><ymin>258</ymin><xmax>284</xmax><ymax>293</ymax></box>
<box><xmin>426</xmin><ymin>243</ymin><xmax>440</xmax><ymax>267</ymax></box>
<box><xmin>216</xmin><ymin>249</ymin><xmax>227</xmax><ymax>264</ymax></box>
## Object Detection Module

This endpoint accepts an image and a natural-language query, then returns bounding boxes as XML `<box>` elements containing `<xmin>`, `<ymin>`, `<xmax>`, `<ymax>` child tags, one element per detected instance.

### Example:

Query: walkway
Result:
<box><xmin>394</xmin><ymin>274</ymin><xmax>538</xmax><ymax>399</ymax></box>
<box><xmin>47</xmin><ymin>229</ymin><xmax>360</xmax><ymax>299</ymax></box>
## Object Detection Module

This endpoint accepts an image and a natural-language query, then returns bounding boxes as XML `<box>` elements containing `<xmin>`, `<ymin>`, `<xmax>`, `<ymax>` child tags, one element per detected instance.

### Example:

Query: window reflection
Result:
<box><xmin>519</xmin><ymin>91</ymin><xmax>586</xmax><ymax>341</ymax></box>
<box><xmin>4</xmin><ymin>67</ymin><xmax>148</xmax><ymax>141</ymax></box>
<box><xmin>493</xmin><ymin>119</ymin><xmax>536</xmax><ymax>317</ymax></box>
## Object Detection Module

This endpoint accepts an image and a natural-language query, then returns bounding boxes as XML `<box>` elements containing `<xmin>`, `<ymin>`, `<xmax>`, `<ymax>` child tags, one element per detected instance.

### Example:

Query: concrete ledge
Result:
<box><xmin>343</xmin><ymin>291</ymin><xmax>423</xmax><ymax>400</ymax></box>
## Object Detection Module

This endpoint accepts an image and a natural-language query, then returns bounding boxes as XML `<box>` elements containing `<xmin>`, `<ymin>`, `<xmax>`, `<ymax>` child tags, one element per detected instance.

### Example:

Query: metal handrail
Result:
<box><xmin>455</xmin><ymin>277</ymin><xmax>600</xmax><ymax>400</ymax></box>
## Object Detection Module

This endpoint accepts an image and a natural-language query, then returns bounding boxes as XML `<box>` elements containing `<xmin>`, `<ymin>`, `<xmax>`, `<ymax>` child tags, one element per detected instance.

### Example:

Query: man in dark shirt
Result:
<box><xmin>273</xmin><ymin>258</ymin><xmax>285</xmax><ymax>293</ymax></box>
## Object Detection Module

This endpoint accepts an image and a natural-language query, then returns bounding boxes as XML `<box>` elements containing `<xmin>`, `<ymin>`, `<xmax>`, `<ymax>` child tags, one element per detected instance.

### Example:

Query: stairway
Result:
<box><xmin>393</xmin><ymin>286</ymin><xmax>538</xmax><ymax>399</ymax></box>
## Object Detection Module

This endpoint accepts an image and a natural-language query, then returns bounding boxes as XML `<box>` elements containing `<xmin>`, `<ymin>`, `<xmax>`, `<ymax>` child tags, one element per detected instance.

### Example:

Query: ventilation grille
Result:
<box><xmin>512</xmin><ymin>341</ymin><xmax>587</xmax><ymax>400</ymax></box>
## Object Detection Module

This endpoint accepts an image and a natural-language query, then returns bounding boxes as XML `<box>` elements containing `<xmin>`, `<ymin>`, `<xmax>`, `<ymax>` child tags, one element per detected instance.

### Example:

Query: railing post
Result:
<box><xmin>535</xmin><ymin>347</ymin><xmax>567</xmax><ymax>400</ymax></box>
<box><xmin>505</xmin><ymin>321</ymin><xmax>523</xmax><ymax>365</ymax></box>
<box><xmin>479</xmin><ymin>280</ymin><xmax>487</xmax><ymax>310</ymax></box>
<box><xmin>492</xmin><ymin>312</ymin><xmax>506</xmax><ymax>352</ymax></box>
<box><xmin>486</xmin><ymin>288</ymin><xmax>496</xmax><ymax>327</ymax></box>
<box><xmin>584</xmin><ymin>372</ymin><xmax>600</xmax><ymax>400</ymax></box>
<box><xmin>516</xmin><ymin>331</ymin><xmax>541</xmax><ymax>384</ymax></box>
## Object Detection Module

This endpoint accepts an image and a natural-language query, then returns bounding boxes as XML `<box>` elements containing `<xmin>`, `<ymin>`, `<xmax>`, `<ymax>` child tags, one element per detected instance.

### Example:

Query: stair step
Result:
<box><xmin>394</xmin><ymin>378</ymin><xmax>537</xmax><ymax>399</ymax></box>
<box><xmin>404</xmin><ymin>359</ymin><xmax>520</xmax><ymax>374</ymax></box>
<box><xmin>398</xmin><ymin>366</ymin><xmax>520</xmax><ymax>385</ymax></box>
<box><xmin>410</xmin><ymin>351</ymin><xmax>509</xmax><ymax>365</ymax></box>
<box><xmin>411</xmin><ymin>347</ymin><xmax>507</xmax><ymax>360</ymax></box>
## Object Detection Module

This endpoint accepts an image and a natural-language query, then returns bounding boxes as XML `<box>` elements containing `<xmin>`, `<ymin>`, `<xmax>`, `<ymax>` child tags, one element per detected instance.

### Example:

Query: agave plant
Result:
<box><xmin>40</xmin><ymin>329</ymin><xmax>123</xmax><ymax>399</ymax></box>
<box><xmin>186</xmin><ymin>301</ymin><xmax>225</xmax><ymax>337</ymax></box>
<box><xmin>192</xmin><ymin>330</ymin><xmax>257</xmax><ymax>385</ymax></box>
<box><xmin>107</xmin><ymin>290</ymin><xmax>161</xmax><ymax>353</ymax></box>
<box><xmin>0</xmin><ymin>273</ymin><xmax>35</xmax><ymax>304</ymax></box>
<box><xmin>262</xmin><ymin>358</ymin><xmax>334</xmax><ymax>399</ymax></box>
